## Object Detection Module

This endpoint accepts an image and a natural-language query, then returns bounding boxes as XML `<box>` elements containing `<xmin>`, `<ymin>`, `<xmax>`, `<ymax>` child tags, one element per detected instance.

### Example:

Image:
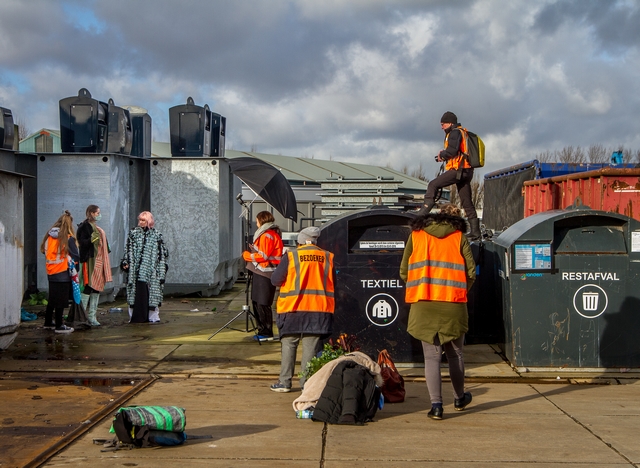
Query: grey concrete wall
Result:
<box><xmin>0</xmin><ymin>171</ymin><xmax>24</xmax><ymax>348</ymax></box>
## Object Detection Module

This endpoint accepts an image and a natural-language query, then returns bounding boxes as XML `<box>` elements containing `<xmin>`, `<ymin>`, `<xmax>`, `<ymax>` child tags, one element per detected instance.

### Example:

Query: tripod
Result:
<box><xmin>208</xmin><ymin>194</ymin><xmax>261</xmax><ymax>343</ymax></box>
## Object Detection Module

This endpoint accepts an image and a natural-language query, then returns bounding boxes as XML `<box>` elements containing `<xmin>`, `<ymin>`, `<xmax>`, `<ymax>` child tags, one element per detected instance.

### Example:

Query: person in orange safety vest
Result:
<box><xmin>242</xmin><ymin>211</ymin><xmax>283</xmax><ymax>339</ymax></box>
<box><xmin>269</xmin><ymin>226</ymin><xmax>335</xmax><ymax>392</ymax></box>
<box><xmin>400</xmin><ymin>203</ymin><xmax>475</xmax><ymax>420</ymax></box>
<box><xmin>39</xmin><ymin>210</ymin><xmax>80</xmax><ymax>334</ymax></box>
<box><xmin>418</xmin><ymin>111</ymin><xmax>481</xmax><ymax>240</ymax></box>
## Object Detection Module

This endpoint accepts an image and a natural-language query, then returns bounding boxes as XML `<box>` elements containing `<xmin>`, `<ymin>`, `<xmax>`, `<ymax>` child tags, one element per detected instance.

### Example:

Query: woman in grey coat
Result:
<box><xmin>121</xmin><ymin>211</ymin><xmax>169</xmax><ymax>323</ymax></box>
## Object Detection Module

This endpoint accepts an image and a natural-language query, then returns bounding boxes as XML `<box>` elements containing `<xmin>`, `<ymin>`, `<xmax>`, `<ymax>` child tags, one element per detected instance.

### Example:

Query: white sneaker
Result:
<box><xmin>55</xmin><ymin>325</ymin><xmax>74</xmax><ymax>334</ymax></box>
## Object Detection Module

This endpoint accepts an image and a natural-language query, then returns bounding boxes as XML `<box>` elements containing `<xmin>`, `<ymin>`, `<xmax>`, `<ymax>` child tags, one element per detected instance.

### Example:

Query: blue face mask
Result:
<box><xmin>94</xmin><ymin>214</ymin><xmax>102</xmax><ymax>222</ymax></box>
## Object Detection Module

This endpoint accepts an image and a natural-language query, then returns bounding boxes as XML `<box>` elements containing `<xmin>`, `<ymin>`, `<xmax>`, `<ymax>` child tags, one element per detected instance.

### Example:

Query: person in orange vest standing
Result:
<box><xmin>419</xmin><ymin>111</ymin><xmax>481</xmax><ymax>240</ymax></box>
<box><xmin>270</xmin><ymin>226</ymin><xmax>335</xmax><ymax>392</ymax></box>
<box><xmin>40</xmin><ymin>210</ymin><xmax>80</xmax><ymax>334</ymax></box>
<box><xmin>400</xmin><ymin>203</ymin><xmax>476</xmax><ymax>420</ymax></box>
<box><xmin>242</xmin><ymin>211</ymin><xmax>283</xmax><ymax>340</ymax></box>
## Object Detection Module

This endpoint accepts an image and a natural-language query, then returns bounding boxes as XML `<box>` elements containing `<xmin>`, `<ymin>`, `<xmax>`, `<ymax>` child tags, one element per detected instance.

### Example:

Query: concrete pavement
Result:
<box><xmin>1</xmin><ymin>283</ymin><xmax>639</xmax><ymax>467</ymax></box>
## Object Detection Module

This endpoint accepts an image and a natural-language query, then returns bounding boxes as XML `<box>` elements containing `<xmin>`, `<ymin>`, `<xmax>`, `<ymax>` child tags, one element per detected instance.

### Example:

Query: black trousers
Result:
<box><xmin>425</xmin><ymin>168</ymin><xmax>477</xmax><ymax>220</ymax></box>
<box><xmin>252</xmin><ymin>302</ymin><xmax>274</xmax><ymax>337</ymax></box>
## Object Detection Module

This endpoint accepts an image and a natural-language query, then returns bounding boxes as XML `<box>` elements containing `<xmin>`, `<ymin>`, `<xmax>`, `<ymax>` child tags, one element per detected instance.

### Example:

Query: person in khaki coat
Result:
<box><xmin>400</xmin><ymin>203</ymin><xmax>476</xmax><ymax>420</ymax></box>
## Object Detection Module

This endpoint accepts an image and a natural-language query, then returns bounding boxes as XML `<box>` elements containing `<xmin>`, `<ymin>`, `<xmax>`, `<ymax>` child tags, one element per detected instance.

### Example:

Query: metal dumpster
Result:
<box><xmin>523</xmin><ymin>167</ymin><xmax>640</xmax><ymax>222</ymax></box>
<box><xmin>493</xmin><ymin>205</ymin><xmax>640</xmax><ymax>369</ymax></box>
<box><xmin>483</xmin><ymin>160</ymin><xmax>637</xmax><ymax>232</ymax></box>
<box><xmin>316</xmin><ymin>207</ymin><xmax>422</xmax><ymax>362</ymax></box>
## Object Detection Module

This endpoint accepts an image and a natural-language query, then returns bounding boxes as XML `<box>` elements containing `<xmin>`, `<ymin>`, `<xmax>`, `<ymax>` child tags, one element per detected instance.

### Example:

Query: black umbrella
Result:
<box><xmin>228</xmin><ymin>157</ymin><xmax>298</xmax><ymax>222</ymax></box>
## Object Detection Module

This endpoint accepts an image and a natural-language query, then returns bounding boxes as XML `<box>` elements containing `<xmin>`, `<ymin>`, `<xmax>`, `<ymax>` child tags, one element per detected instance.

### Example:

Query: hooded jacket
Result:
<box><xmin>399</xmin><ymin>212</ymin><xmax>475</xmax><ymax>345</ymax></box>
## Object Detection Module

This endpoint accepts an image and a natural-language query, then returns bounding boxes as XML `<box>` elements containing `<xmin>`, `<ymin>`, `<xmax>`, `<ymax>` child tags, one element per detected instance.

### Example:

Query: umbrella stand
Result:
<box><xmin>208</xmin><ymin>195</ymin><xmax>261</xmax><ymax>343</ymax></box>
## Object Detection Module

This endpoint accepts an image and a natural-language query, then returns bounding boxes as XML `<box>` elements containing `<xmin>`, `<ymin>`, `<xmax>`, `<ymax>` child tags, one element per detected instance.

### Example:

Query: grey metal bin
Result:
<box><xmin>316</xmin><ymin>207</ymin><xmax>422</xmax><ymax>362</ymax></box>
<box><xmin>493</xmin><ymin>205</ymin><xmax>640</xmax><ymax>369</ymax></box>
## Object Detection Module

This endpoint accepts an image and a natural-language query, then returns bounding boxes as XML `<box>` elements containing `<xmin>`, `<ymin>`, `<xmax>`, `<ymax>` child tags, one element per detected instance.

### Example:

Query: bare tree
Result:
<box><xmin>409</xmin><ymin>162</ymin><xmax>429</xmax><ymax>182</ymax></box>
<box><xmin>471</xmin><ymin>174</ymin><xmax>484</xmax><ymax>210</ymax></box>
<box><xmin>537</xmin><ymin>144</ymin><xmax>640</xmax><ymax>165</ymax></box>
<box><xmin>15</xmin><ymin>116</ymin><xmax>31</xmax><ymax>142</ymax></box>
<box><xmin>557</xmin><ymin>145</ymin><xmax>586</xmax><ymax>164</ymax></box>
<box><xmin>446</xmin><ymin>175</ymin><xmax>484</xmax><ymax>211</ymax></box>
<box><xmin>587</xmin><ymin>144</ymin><xmax>609</xmax><ymax>163</ymax></box>
<box><xmin>536</xmin><ymin>150</ymin><xmax>556</xmax><ymax>163</ymax></box>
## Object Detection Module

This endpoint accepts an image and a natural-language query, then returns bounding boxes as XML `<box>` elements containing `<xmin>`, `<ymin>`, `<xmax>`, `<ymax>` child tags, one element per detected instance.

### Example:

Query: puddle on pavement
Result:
<box><xmin>38</xmin><ymin>377</ymin><xmax>143</xmax><ymax>387</ymax></box>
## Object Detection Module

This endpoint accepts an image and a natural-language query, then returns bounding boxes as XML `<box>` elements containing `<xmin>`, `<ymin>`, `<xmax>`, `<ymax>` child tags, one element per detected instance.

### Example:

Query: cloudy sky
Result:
<box><xmin>1</xmin><ymin>0</ymin><xmax>639</xmax><ymax>178</ymax></box>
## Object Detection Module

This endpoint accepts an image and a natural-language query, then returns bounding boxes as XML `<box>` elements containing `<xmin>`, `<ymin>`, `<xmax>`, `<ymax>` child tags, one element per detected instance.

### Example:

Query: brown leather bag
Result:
<box><xmin>377</xmin><ymin>349</ymin><xmax>405</xmax><ymax>403</ymax></box>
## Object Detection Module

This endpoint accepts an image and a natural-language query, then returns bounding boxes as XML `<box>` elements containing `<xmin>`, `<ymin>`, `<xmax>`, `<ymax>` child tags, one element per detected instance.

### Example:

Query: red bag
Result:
<box><xmin>377</xmin><ymin>349</ymin><xmax>405</xmax><ymax>403</ymax></box>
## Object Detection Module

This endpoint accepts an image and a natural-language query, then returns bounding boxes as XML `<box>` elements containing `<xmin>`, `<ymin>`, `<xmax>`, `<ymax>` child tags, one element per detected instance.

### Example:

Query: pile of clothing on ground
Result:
<box><xmin>293</xmin><ymin>351</ymin><xmax>384</xmax><ymax>425</ymax></box>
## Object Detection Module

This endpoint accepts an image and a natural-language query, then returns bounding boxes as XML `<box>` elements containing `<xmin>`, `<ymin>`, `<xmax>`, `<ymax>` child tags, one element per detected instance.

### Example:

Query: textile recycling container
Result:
<box><xmin>149</xmin><ymin>157</ymin><xmax>243</xmax><ymax>296</ymax></box>
<box><xmin>316</xmin><ymin>207</ymin><xmax>422</xmax><ymax>362</ymax></box>
<box><xmin>36</xmin><ymin>153</ymin><xmax>150</xmax><ymax>299</ymax></box>
<box><xmin>493</xmin><ymin>205</ymin><xmax>640</xmax><ymax>369</ymax></box>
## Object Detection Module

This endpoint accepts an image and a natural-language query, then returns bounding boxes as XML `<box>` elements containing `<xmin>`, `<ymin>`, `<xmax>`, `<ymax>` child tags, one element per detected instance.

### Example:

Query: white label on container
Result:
<box><xmin>632</xmin><ymin>231</ymin><xmax>640</xmax><ymax>252</ymax></box>
<box><xmin>359</xmin><ymin>241</ymin><xmax>405</xmax><ymax>249</ymax></box>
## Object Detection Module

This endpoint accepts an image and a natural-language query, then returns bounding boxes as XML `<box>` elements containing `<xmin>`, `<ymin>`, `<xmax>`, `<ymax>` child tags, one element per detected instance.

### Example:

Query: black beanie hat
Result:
<box><xmin>440</xmin><ymin>111</ymin><xmax>458</xmax><ymax>124</ymax></box>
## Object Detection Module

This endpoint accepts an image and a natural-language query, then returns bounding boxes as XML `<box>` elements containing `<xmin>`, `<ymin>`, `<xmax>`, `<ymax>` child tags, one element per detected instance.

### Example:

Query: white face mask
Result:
<box><xmin>94</xmin><ymin>213</ymin><xmax>102</xmax><ymax>222</ymax></box>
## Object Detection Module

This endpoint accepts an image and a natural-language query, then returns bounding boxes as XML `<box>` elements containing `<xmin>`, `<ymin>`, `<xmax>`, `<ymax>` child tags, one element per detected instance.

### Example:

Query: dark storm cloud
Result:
<box><xmin>2</xmin><ymin>0</ymin><xmax>640</xmax><ymax>177</ymax></box>
<box><xmin>535</xmin><ymin>0</ymin><xmax>640</xmax><ymax>53</ymax></box>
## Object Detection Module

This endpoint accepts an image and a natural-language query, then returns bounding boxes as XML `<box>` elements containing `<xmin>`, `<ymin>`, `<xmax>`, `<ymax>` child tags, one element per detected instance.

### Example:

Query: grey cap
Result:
<box><xmin>298</xmin><ymin>226</ymin><xmax>320</xmax><ymax>245</ymax></box>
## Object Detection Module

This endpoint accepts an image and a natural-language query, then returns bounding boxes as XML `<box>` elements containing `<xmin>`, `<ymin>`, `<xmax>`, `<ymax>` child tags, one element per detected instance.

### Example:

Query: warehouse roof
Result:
<box><xmin>151</xmin><ymin>142</ymin><xmax>428</xmax><ymax>193</ymax></box>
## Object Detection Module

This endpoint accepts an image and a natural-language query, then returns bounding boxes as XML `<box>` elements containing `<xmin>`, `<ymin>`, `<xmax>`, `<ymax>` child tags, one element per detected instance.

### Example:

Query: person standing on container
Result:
<box><xmin>242</xmin><ymin>211</ymin><xmax>283</xmax><ymax>340</ymax></box>
<box><xmin>419</xmin><ymin>111</ymin><xmax>481</xmax><ymax>240</ymax></box>
<box><xmin>77</xmin><ymin>205</ymin><xmax>112</xmax><ymax>326</ymax></box>
<box><xmin>270</xmin><ymin>227</ymin><xmax>335</xmax><ymax>392</ymax></box>
<box><xmin>121</xmin><ymin>211</ymin><xmax>168</xmax><ymax>323</ymax></box>
<box><xmin>400</xmin><ymin>203</ymin><xmax>476</xmax><ymax>420</ymax></box>
<box><xmin>40</xmin><ymin>210</ymin><xmax>79</xmax><ymax>334</ymax></box>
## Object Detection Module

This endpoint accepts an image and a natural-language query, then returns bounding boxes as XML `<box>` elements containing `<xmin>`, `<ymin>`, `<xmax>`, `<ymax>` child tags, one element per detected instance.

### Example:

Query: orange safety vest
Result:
<box><xmin>277</xmin><ymin>245</ymin><xmax>335</xmax><ymax>314</ymax></box>
<box><xmin>242</xmin><ymin>229</ymin><xmax>283</xmax><ymax>273</ymax></box>
<box><xmin>405</xmin><ymin>230</ymin><xmax>468</xmax><ymax>304</ymax></box>
<box><xmin>44</xmin><ymin>236</ymin><xmax>69</xmax><ymax>276</ymax></box>
<box><xmin>444</xmin><ymin>127</ymin><xmax>471</xmax><ymax>171</ymax></box>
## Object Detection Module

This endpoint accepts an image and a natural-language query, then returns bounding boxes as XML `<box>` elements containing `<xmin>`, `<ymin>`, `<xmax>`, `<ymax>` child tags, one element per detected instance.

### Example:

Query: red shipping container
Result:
<box><xmin>523</xmin><ymin>168</ymin><xmax>640</xmax><ymax>221</ymax></box>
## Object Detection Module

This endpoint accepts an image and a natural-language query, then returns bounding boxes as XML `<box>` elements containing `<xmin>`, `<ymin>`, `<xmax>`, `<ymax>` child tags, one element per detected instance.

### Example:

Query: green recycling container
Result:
<box><xmin>493</xmin><ymin>206</ymin><xmax>640</xmax><ymax>369</ymax></box>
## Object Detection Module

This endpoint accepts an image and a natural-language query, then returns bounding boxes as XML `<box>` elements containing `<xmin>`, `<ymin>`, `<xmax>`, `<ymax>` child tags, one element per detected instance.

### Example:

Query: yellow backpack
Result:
<box><xmin>460</xmin><ymin>127</ymin><xmax>485</xmax><ymax>168</ymax></box>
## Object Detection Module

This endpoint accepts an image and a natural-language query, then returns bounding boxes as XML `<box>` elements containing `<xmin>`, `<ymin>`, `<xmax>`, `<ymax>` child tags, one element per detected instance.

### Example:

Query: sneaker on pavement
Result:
<box><xmin>454</xmin><ymin>392</ymin><xmax>472</xmax><ymax>411</ymax></box>
<box><xmin>270</xmin><ymin>381</ymin><xmax>291</xmax><ymax>393</ymax></box>
<box><xmin>54</xmin><ymin>325</ymin><xmax>74</xmax><ymax>334</ymax></box>
<box><xmin>253</xmin><ymin>335</ymin><xmax>274</xmax><ymax>342</ymax></box>
<box><xmin>43</xmin><ymin>324</ymin><xmax>55</xmax><ymax>330</ymax></box>
<box><xmin>427</xmin><ymin>406</ymin><xmax>443</xmax><ymax>420</ymax></box>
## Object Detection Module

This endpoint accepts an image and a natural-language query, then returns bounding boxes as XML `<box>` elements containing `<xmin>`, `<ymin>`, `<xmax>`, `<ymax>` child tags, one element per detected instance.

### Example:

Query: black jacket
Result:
<box><xmin>312</xmin><ymin>360</ymin><xmax>380</xmax><ymax>425</ymax></box>
<box><xmin>76</xmin><ymin>220</ymin><xmax>95</xmax><ymax>263</ymax></box>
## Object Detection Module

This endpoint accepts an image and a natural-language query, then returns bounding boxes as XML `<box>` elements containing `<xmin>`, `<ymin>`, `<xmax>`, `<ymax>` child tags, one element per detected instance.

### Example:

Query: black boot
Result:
<box><xmin>468</xmin><ymin>218</ymin><xmax>481</xmax><ymax>241</ymax></box>
<box><xmin>415</xmin><ymin>199</ymin><xmax>435</xmax><ymax>216</ymax></box>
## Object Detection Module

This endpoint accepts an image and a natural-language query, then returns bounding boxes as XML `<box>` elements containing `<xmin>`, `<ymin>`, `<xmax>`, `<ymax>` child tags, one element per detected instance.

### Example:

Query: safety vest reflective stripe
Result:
<box><xmin>277</xmin><ymin>246</ymin><xmax>335</xmax><ymax>313</ymax></box>
<box><xmin>44</xmin><ymin>237</ymin><xmax>68</xmax><ymax>275</ymax></box>
<box><xmin>243</xmin><ymin>229</ymin><xmax>283</xmax><ymax>273</ymax></box>
<box><xmin>444</xmin><ymin>127</ymin><xmax>471</xmax><ymax>171</ymax></box>
<box><xmin>405</xmin><ymin>230</ymin><xmax>467</xmax><ymax>303</ymax></box>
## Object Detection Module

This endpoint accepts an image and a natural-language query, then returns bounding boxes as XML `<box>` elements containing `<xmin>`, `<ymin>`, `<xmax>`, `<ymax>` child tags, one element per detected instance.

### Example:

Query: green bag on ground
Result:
<box><xmin>110</xmin><ymin>406</ymin><xmax>186</xmax><ymax>447</ymax></box>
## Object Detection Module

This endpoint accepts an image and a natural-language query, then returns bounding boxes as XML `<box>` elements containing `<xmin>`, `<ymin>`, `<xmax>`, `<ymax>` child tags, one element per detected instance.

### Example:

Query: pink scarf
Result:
<box><xmin>90</xmin><ymin>226</ymin><xmax>112</xmax><ymax>292</ymax></box>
